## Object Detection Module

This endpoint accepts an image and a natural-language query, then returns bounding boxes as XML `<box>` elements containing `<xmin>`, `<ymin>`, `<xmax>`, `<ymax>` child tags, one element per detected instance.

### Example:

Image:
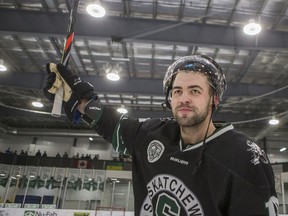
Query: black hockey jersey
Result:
<box><xmin>91</xmin><ymin>106</ymin><xmax>278</xmax><ymax>216</ymax></box>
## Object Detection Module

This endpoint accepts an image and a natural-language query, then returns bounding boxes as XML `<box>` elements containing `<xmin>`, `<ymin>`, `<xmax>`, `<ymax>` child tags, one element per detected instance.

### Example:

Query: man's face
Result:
<box><xmin>170</xmin><ymin>71</ymin><xmax>213</xmax><ymax>127</ymax></box>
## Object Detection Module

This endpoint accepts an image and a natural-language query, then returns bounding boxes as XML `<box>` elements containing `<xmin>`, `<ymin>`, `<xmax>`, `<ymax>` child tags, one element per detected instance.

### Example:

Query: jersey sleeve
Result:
<box><xmin>226</xmin><ymin>139</ymin><xmax>279</xmax><ymax>215</ymax></box>
<box><xmin>227</xmin><ymin>170</ymin><xmax>278</xmax><ymax>216</ymax></box>
<box><xmin>84</xmin><ymin>100</ymin><xmax>144</xmax><ymax>154</ymax></box>
<box><xmin>207</xmin><ymin>130</ymin><xmax>279</xmax><ymax>216</ymax></box>
<box><xmin>111</xmin><ymin>116</ymin><xmax>145</xmax><ymax>154</ymax></box>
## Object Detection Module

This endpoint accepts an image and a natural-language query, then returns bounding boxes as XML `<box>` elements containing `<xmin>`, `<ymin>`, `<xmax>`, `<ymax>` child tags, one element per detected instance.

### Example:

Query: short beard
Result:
<box><xmin>174</xmin><ymin>103</ymin><xmax>210</xmax><ymax>127</ymax></box>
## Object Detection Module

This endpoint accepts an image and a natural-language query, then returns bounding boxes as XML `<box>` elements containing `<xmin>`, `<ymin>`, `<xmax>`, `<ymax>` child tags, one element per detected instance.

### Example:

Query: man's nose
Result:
<box><xmin>180</xmin><ymin>91</ymin><xmax>191</xmax><ymax>103</ymax></box>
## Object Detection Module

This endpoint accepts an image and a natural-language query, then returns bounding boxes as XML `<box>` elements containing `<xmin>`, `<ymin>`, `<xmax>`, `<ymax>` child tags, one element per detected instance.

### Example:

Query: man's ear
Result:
<box><xmin>213</xmin><ymin>95</ymin><xmax>219</xmax><ymax>108</ymax></box>
<box><xmin>211</xmin><ymin>95</ymin><xmax>219</xmax><ymax>112</ymax></box>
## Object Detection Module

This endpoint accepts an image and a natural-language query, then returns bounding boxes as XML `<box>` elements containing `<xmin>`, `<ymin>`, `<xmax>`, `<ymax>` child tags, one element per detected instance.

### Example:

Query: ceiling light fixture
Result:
<box><xmin>117</xmin><ymin>107</ymin><xmax>128</xmax><ymax>114</ymax></box>
<box><xmin>106</xmin><ymin>72</ymin><xmax>120</xmax><ymax>81</ymax></box>
<box><xmin>86</xmin><ymin>3</ymin><xmax>106</xmax><ymax>18</ymax></box>
<box><xmin>117</xmin><ymin>106</ymin><xmax>128</xmax><ymax>114</ymax></box>
<box><xmin>269</xmin><ymin>117</ymin><xmax>279</xmax><ymax>125</ymax></box>
<box><xmin>280</xmin><ymin>147</ymin><xmax>286</xmax><ymax>152</ymax></box>
<box><xmin>243</xmin><ymin>19</ymin><xmax>262</xmax><ymax>36</ymax></box>
<box><xmin>104</xmin><ymin>63</ymin><xmax>122</xmax><ymax>81</ymax></box>
<box><xmin>0</xmin><ymin>59</ymin><xmax>7</xmax><ymax>72</ymax></box>
<box><xmin>32</xmin><ymin>100</ymin><xmax>43</xmax><ymax>108</ymax></box>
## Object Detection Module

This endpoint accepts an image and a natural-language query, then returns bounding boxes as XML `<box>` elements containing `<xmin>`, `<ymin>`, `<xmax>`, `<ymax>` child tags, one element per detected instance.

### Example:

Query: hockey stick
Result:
<box><xmin>51</xmin><ymin>0</ymin><xmax>80</xmax><ymax>117</ymax></box>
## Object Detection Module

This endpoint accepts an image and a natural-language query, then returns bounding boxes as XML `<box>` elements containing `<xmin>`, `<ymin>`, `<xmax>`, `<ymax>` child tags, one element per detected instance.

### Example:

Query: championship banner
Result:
<box><xmin>52</xmin><ymin>167</ymin><xmax>66</xmax><ymax>189</ymax></box>
<box><xmin>91</xmin><ymin>179</ymin><xmax>104</xmax><ymax>191</ymax></box>
<box><xmin>81</xmin><ymin>169</ymin><xmax>93</xmax><ymax>181</ymax></box>
<box><xmin>10</xmin><ymin>166</ymin><xmax>25</xmax><ymax>187</ymax></box>
<box><xmin>24</xmin><ymin>166</ymin><xmax>39</xmax><ymax>188</ymax></box>
<box><xmin>54</xmin><ymin>167</ymin><xmax>66</xmax><ymax>181</ymax></box>
<box><xmin>11</xmin><ymin>165</ymin><xmax>24</xmax><ymax>178</ymax></box>
<box><xmin>94</xmin><ymin>170</ymin><xmax>105</xmax><ymax>183</ymax></box>
<box><xmin>92</xmin><ymin>170</ymin><xmax>106</xmax><ymax>191</ymax></box>
<box><xmin>38</xmin><ymin>167</ymin><xmax>53</xmax><ymax>189</ymax></box>
<box><xmin>80</xmin><ymin>169</ymin><xmax>93</xmax><ymax>191</ymax></box>
<box><xmin>0</xmin><ymin>164</ymin><xmax>11</xmax><ymax>188</ymax></box>
<box><xmin>67</xmin><ymin>168</ymin><xmax>80</xmax><ymax>190</ymax></box>
<box><xmin>0</xmin><ymin>164</ymin><xmax>11</xmax><ymax>177</ymax></box>
<box><xmin>26</xmin><ymin>166</ymin><xmax>39</xmax><ymax>177</ymax></box>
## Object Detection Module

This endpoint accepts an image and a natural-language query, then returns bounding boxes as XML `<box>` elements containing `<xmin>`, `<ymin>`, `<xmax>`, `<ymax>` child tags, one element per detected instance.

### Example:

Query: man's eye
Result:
<box><xmin>191</xmin><ymin>89</ymin><xmax>200</xmax><ymax>94</ymax></box>
<box><xmin>172</xmin><ymin>90</ymin><xmax>181</xmax><ymax>95</ymax></box>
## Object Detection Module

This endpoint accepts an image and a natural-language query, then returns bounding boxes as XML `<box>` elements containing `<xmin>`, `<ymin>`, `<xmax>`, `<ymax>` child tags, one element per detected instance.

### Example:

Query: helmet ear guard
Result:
<box><xmin>162</xmin><ymin>87</ymin><xmax>172</xmax><ymax>109</ymax></box>
<box><xmin>161</xmin><ymin>101</ymin><xmax>170</xmax><ymax>109</ymax></box>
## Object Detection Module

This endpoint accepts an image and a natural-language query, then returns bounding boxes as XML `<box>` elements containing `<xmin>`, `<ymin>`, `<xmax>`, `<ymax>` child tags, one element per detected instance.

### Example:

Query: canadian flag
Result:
<box><xmin>73</xmin><ymin>159</ymin><xmax>92</xmax><ymax>169</ymax></box>
<box><xmin>78</xmin><ymin>160</ymin><xmax>87</xmax><ymax>168</ymax></box>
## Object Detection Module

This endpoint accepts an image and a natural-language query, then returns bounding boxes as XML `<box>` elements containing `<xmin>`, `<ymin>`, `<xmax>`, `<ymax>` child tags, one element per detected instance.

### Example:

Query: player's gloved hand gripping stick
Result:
<box><xmin>50</xmin><ymin>0</ymin><xmax>79</xmax><ymax>117</ymax></box>
<box><xmin>44</xmin><ymin>63</ymin><xmax>97</xmax><ymax>122</ymax></box>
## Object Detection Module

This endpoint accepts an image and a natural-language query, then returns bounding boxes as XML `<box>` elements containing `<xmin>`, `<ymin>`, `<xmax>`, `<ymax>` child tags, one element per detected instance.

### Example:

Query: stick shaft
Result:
<box><xmin>51</xmin><ymin>0</ymin><xmax>80</xmax><ymax>117</ymax></box>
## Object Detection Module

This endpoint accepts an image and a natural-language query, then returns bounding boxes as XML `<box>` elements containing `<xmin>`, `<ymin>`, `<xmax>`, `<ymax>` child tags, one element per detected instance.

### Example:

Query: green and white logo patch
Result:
<box><xmin>141</xmin><ymin>174</ymin><xmax>204</xmax><ymax>215</ymax></box>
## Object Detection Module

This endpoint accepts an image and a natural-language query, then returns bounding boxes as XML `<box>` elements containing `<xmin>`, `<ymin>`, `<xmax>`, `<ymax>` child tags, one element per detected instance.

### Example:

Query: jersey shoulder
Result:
<box><xmin>208</xmin><ymin>128</ymin><xmax>273</xmax><ymax>185</ymax></box>
<box><xmin>140</xmin><ymin>117</ymin><xmax>178</xmax><ymax>133</ymax></box>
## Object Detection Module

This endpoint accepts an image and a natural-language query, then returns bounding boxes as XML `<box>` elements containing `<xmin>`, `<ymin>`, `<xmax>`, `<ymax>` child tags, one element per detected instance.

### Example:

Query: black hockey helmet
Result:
<box><xmin>162</xmin><ymin>55</ymin><xmax>227</xmax><ymax>108</ymax></box>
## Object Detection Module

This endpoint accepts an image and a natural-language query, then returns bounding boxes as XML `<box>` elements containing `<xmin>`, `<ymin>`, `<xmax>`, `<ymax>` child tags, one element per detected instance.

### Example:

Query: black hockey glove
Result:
<box><xmin>43</xmin><ymin>63</ymin><xmax>97</xmax><ymax>122</ymax></box>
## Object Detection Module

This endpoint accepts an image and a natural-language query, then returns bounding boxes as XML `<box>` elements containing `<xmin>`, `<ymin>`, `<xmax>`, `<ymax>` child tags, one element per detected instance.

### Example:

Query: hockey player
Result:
<box><xmin>43</xmin><ymin>55</ymin><xmax>278</xmax><ymax>215</ymax></box>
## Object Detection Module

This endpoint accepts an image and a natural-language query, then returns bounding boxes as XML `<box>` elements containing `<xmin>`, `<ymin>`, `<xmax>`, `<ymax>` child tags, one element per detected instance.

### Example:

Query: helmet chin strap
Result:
<box><xmin>192</xmin><ymin>94</ymin><xmax>215</xmax><ymax>174</ymax></box>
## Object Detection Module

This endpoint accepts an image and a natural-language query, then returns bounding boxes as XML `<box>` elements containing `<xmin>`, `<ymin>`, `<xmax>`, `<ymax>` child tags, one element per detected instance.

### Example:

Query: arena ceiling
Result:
<box><xmin>0</xmin><ymin>0</ymin><xmax>288</xmax><ymax>162</ymax></box>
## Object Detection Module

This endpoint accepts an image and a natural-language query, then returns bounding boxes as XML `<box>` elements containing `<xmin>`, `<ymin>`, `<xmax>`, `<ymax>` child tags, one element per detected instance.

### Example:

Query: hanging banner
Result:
<box><xmin>91</xmin><ymin>180</ymin><xmax>104</xmax><ymax>191</ymax></box>
<box><xmin>81</xmin><ymin>169</ymin><xmax>93</xmax><ymax>191</ymax></box>
<box><xmin>38</xmin><ymin>167</ymin><xmax>53</xmax><ymax>189</ymax></box>
<box><xmin>67</xmin><ymin>168</ymin><xmax>79</xmax><ymax>182</ymax></box>
<box><xmin>94</xmin><ymin>170</ymin><xmax>105</xmax><ymax>183</ymax></box>
<box><xmin>11</xmin><ymin>165</ymin><xmax>24</xmax><ymax>178</ymax></box>
<box><xmin>26</xmin><ymin>166</ymin><xmax>39</xmax><ymax>178</ymax></box>
<box><xmin>67</xmin><ymin>168</ymin><xmax>80</xmax><ymax>190</ymax></box>
<box><xmin>0</xmin><ymin>164</ymin><xmax>11</xmax><ymax>188</ymax></box>
<box><xmin>0</xmin><ymin>164</ymin><xmax>11</xmax><ymax>177</ymax></box>
<box><xmin>24</xmin><ymin>166</ymin><xmax>39</xmax><ymax>188</ymax></box>
<box><xmin>81</xmin><ymin>169</ymin><xmax>93</xmax><ymax>181</ymax></box>
<box><xmin>45</xmin><ymin>178</ymin><xmax>55</xmax><ymax>189</ymax></box>
<box><xmin>52</xmin><ymin>168</ymin><xmax>66</xmax><ymax>189</ymax></box>
<box><xmin>11</xmin><ymin>166</ymin><xmax>25</xmax><ymax>188</ymax></box>
<box><xmin>92</xmin><ymin>170</ymin><xmax>106</xmax><ymax>191</ymax></box>
<box><xmin>24</xmin><ymin>177</ymin><xmax>37</xmax><ymax>188</ymax></box>
<box><xmin>54</xmin><ymin>168</ymin><xmax>66</xmax><ymax>181</ymax></box>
